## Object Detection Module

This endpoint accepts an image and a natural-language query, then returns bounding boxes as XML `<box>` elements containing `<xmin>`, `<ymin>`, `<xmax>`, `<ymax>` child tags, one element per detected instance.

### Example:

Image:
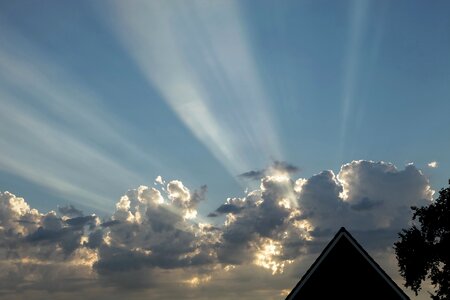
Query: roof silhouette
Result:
<box><xmin>285</xmin><ymin>227</ymin><xmax>410</xmax><ymax>300</ymax></box>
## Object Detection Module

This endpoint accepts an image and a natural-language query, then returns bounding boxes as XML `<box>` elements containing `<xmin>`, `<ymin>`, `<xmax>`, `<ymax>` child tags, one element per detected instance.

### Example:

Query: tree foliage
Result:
<box><xmin>394</xmin><ymin>179</ymin><xmax>450</xmax><ymax>300</ymax></box>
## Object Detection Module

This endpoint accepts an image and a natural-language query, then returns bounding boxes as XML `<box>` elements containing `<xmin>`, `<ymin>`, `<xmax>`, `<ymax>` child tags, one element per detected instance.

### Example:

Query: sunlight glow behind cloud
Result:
<box><xmin>0</xmin><ymin>160</ymin><xmax>434</xmax><ymax>299</ymax></box>
<box><xmin>0</xmin><ymin>2</ymin><xmax>448</xmax><ymax>299</ymax></box>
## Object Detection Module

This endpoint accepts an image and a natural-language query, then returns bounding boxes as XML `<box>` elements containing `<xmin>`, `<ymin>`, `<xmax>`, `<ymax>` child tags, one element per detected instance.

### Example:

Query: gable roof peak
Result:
<box><xmin>285</xmin><ymin>227</ymin><xmax>410</xmax><ymax>300</ymax></box>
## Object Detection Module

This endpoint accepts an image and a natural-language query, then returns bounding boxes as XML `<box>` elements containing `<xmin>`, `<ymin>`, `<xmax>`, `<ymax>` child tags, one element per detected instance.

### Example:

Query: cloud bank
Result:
<box><xmin>0</xmin><ymin>161</ymin><xmax>434</xmax><ymax>299</ymax></box>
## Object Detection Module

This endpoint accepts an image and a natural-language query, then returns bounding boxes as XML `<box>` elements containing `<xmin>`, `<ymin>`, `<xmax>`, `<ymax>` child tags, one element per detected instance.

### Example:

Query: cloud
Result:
<box><xmin>154</xmin><ymin>175</ymin><xmax>165</xmax><ymax>185</ymax></box>
<box><xmin>350</xmin><ymin>197</ymin><xmax>383</xmax><ymax>211</ymax></box>
<box><xmin>239</xmin><ymin>161</ymin><xmax>299</xmax><ymax>180</ymax></box>
<box><xmin>0</xmin><ymin>161</ymin><xmax>435</xmax><ymax>299</ymax></box>
<box><xmin>93</xmin><ymin>183</ymin><xmax>216</xmax><ymax>288</ymax></box>
<box><xmin>64</xmin><ymin>216</ymin><xmax>97</xmax><ymax>229</ymax></box>
<box><xmin>58</xmin><ymin>205</ymin><xmax>83</xmax><ymax>218</ymax></box>
<box><xmin>239</xmin><ymin>170</ymin><xmax>265</xmax><ymax>180</ymax></box>
<box><xmin>0</xmin><ymin>191</ymin><xmax>97</xmax><ymax>293</ymax></box>
<box><xmin>428</xmin><ymin>161</ymin><xmax>438</xmax><ymax>168</ymax></box>
<box><xmin>213</xmin><ymin>202</ymin><xmax>244</xmax><ymax>215</ymax></box>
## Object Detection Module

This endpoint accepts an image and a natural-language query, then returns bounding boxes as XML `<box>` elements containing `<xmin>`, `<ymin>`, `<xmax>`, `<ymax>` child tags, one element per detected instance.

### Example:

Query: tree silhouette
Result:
<box><xmin>394</xmin><ymin>179</ymin><xmax>450</xmax><ymax>300</ymax></box>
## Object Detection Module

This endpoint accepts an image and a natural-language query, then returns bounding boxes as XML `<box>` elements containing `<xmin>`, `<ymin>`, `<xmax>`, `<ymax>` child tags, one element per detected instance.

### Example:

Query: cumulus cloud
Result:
<box><xmin>428</xmin><ymin>161</ymin><xmax>438</xmax><ymax>168</ymax></box>
<box><xmin>92</xmin><ymin>182</ymin><xmax>216</xmax><ymax>290</ymax></box>
<box><xmin>154</xmin><ymin>175</ymin><xmax>165</xmax><ymax>185</ymax></box>
<box><xmin>0</xmin><ymin>192</ymin><xmax>97</xmax><ymax>293</ymax></box>
<box><xmin>0</xmin><ymin>161</ymin><xmax>436</xmax><ymax>299</ymax></box>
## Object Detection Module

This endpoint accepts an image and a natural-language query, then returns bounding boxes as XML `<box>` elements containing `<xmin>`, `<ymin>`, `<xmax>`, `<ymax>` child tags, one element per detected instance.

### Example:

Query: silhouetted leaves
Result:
<box><xmin>394</xmin><ymin>179</ymin><xmax>450</xmax><ymax>300</ymax></box>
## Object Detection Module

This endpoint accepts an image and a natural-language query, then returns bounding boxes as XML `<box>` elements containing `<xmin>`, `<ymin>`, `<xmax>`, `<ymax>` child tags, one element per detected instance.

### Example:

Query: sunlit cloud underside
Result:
<box><xmin>0</xmin><ymin>160</ymin><xmax>434</xmax><ymax>299</ymax></box>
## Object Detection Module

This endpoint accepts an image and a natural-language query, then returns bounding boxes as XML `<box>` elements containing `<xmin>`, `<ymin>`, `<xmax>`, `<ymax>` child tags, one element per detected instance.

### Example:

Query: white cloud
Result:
<box><xmin>0</xmin><ymin>161</ymin><xmax>435</xmax><ymax>299</ymax></box>
<box><xmin>428</xmin><ymin>161</ymin><xmax>438</xmax><ymax>168</ymax></box>
<box><xmin>155</xmin><ymin>175</ymin><xmax>165</xmax><ymax>185</ymax></box>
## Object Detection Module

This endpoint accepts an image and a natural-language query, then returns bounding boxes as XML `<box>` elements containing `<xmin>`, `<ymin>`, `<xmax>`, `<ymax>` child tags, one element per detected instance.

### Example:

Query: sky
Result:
<box><xmin>0</xmin><ymin>1</ymin><xmax>449</xmax><ymax>299</ymax></box>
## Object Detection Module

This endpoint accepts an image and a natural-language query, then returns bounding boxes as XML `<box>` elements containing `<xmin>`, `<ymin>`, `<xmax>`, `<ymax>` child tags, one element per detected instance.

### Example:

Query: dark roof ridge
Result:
<box><xmin>285</xmin><ymin>227</ymin><xmax>410</xmax><ymax>300</ymax></box>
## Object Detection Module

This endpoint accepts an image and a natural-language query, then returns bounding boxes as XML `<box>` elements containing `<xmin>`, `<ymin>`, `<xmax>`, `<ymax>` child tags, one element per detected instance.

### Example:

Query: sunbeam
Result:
<box><xmin>0</xmin><ymin>30</ymin><xmax>165</xmax><ymax>212</ymax></box>
<box><xmin>105</xmin><ymin>0</ymin><xmax>283</xmax><ymax>176</ymax></box>
<box><xmin>0</xmin><ymin>92</ymin><xmax>141</xmax><ymax>212</ymax></box>
<box><xmin>0</xmin><ymin>1</ymin><xmax>449</xmax><ymax>298</ymax></box>
<box><xmin>0</xmin><ymin>33</ymin><xmax>162</xmax><ymax>170</ymax></box>
<box><xmin>339</xmin><ymin>0</ymin><xmax>370</xmax><ymax>159</ymax></box>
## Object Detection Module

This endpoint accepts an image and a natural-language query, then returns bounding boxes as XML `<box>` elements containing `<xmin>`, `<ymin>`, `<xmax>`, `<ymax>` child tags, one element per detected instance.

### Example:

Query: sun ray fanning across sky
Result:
<box><xmin>0</xmin><ymin>1</ymin><xmax>450</xmax><ymax>299</ymax></box>
<box><xmin>0</xmin><ymin>29</ymin><xmax>165</xmax><ymax>212</ymax></box>
<box><xmin>105</xmin><ymin>0</ymin><xmax>283</xmax><ymax>176</ymax></box>
<box><xmin>339</xmin><ymin>0</ymin><xmax>370</xmax><ymax>159</ymax></box>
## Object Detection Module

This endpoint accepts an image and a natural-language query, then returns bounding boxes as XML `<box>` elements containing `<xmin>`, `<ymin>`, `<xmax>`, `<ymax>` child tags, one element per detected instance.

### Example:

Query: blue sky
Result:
<box><xmin>0</xmin><ymin>1</ymin><xmax>449</xmax><ymax>299</ymax></box>
<box><xmin>1</xmin><ymin>0</ymin><xmax>449</xmax><ymax>215</ymax></box>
